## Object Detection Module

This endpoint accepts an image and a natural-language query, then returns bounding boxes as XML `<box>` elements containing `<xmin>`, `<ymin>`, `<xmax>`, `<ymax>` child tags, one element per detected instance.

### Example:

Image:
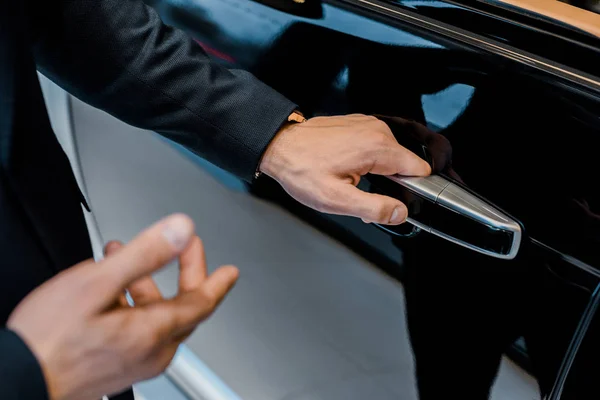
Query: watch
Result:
<box><xmin>287</xmin><ymin>110</ymin><xmax>307</xmax><ymax>123</ymax></box>
<box><xmin>254</xmin><ymin>110</ymin><xmax>307</xmax><ymax>180</ymax></box>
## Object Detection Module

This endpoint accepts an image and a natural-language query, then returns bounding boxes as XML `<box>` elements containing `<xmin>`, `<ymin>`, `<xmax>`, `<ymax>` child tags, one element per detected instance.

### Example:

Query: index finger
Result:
<box><xmin>178</xmin><ymin>236</ymin><xmax>207</xmax><ymax>292</ymax></box>
<box><xmin>371</xmin><ymin>143</ymin><xmax>432</xmax><ymax>177</ymax></box>
<box><xmin>96</xmin><ymin>214</ymin><xmax>195</xmax><ymax>309</ymax></box>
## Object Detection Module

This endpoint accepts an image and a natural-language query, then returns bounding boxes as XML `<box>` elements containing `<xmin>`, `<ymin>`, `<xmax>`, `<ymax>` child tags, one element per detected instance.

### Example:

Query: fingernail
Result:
<box><xmin>390</xmin><ymin>207</ymin><xmax>406</xmax><ymax>224</ymax></box>
<box><xmin>162</xmin><ymin>214</ymin><xmax>193</xmax><ymax>251</ymax></box>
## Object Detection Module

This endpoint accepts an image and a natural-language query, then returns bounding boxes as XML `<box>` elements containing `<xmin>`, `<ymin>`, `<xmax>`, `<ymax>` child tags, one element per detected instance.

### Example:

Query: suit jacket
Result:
<box><xmin>0</xmin><ymin>0</ymin><xmax>296</xmax><ymax>398</ymax></box>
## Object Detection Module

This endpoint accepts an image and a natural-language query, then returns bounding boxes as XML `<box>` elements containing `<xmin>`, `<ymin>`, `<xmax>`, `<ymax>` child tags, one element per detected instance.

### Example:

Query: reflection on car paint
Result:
<box><xmin>421</xmin><ymin>83</ymin><xmax>475</xmax><ymax>130</ymax></box>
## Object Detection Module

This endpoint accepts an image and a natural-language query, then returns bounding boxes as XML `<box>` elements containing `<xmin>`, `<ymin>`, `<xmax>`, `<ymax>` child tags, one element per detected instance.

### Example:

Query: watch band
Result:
<box><xmin>287</xmin><ymin>110</ymin><xmax>307</xmax><ymax>123</ymax></box>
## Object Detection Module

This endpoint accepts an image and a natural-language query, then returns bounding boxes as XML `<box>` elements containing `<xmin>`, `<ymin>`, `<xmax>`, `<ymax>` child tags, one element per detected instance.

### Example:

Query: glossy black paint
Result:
<box><xmin>149</xmin><ymin>0</ymin><xmax>600</xmax><ymax>397</ymax></box>
<box><xmin>251</xmin><ymin>0</ymin><xmax>324</xmax><ymax>18</ymax></box>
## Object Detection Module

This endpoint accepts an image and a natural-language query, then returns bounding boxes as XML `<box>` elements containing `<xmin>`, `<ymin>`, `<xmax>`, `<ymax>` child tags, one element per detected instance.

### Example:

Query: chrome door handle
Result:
<box><xmin>370</xmin><ymin>175</ymin><xmax>523</xmax><ymax>260</ymax></box>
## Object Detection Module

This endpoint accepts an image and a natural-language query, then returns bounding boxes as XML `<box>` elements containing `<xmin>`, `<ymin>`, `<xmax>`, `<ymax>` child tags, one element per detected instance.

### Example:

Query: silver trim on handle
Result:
<box><xmin>388</xmin><ymin>175</ymin><xmax>522</xmax><ymax>260</ymax></box>
<box><xmin>387</xmin><ymin>174</ymin><xmax>450</xmax><ymax>203</ymax></box>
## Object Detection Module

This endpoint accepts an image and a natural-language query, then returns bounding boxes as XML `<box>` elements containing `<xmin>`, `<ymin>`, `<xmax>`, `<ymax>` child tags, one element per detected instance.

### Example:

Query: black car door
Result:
<box><xmin>148</xmin><ymin>0</ymin><xmax>600</xmax><ymax>398</ymax></box>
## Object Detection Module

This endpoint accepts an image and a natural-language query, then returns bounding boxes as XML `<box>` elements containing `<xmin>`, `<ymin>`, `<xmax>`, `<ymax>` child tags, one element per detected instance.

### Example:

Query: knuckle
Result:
<box><xmin>373</xmin><ymin>119</ymin><xmax>390</xmax><ymax>131</ymax></box>
<box><xmin>362</xmin><ymin>116</ymin><xmax>388</xmax><ymax>132</ymax></box>
<box><xmin>367</xmin><ymin>132</ymin><xmax>391</xmax><ymax>153</ymax></box>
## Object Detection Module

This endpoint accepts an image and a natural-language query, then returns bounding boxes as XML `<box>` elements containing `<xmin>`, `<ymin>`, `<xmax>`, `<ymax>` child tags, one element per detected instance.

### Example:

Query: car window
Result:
<box><xmin>481</xmin><ymin>0</ymin><xmax>600</xmax><ymax>36</ymax></box>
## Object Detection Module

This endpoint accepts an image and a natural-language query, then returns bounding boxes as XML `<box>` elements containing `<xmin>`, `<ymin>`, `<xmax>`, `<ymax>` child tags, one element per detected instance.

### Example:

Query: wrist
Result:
<box><xmin>258</xmin><ymin>122</ymin><xmax>294</xmax><ymax>179</ymax></box>
<box><xmin>256</xmin><ymin>111</ymin><xmax>306</xmax><ymax>179</ymax></box>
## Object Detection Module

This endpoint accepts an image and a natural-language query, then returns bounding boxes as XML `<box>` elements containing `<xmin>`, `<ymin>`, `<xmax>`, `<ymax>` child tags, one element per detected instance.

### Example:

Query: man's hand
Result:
<box><xmin>7</xmin><ymin>214</ymin><xmax>238</xmax><ymax>400</ymax></box>
<box><xmin>260</xmin><ymin>114</ymin><xmax>432</xmax><ymax>225</ymax></box>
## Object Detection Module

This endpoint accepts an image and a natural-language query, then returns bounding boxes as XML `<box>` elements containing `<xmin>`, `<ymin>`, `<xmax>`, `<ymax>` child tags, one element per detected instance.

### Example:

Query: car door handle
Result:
<box><xmin>368</xmin><ymin>175</ymin><xmax>523</xmax><ymax>260</ymax></box>
<box><xmin>250</xmin><ymin>0</ymin><xmax>323</xmax><ymax>18</ymax></box>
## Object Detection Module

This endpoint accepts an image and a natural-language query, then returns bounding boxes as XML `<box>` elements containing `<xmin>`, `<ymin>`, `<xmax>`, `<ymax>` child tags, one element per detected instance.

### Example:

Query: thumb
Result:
<box><xmin>331</xmin><ymin>183</ymin><xmax>408</xmax><ymax>225</ymax></box>
<box><xmin>103</xmin><ymin>241</ymin><xmax>127</xmax><ymax>308</ymax></box>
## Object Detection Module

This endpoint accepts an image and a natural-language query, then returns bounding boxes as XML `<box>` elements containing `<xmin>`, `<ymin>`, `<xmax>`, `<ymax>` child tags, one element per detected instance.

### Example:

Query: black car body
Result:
<box><xmin>144</xmin><ymin>0</ymin><xmax>600</xmax><ymax>397</ymax></box>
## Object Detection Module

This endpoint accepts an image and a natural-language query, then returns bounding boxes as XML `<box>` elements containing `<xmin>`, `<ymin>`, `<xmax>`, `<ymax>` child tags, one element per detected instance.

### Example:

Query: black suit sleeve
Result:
<box><xmin>29</xmin><ymin>0</ymin><xmax>297</xmax><ymax>181</ymax></box>
<box><xmin>0</xmin><ymin>329</ymin><xmax>49</xmax><ymax>399</ymax></box>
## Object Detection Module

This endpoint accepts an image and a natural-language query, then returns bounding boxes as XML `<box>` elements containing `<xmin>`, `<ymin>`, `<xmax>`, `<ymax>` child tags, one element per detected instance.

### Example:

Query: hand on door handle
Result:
<box><xmin>367</xmin><ymin>116</ymin><xmax>521</xmax><ymax>260</ymax></box>
<box><xmin>369</xmin><ymin>174</ymin><xmax>523</xmax><ymax>260</ymax></box>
